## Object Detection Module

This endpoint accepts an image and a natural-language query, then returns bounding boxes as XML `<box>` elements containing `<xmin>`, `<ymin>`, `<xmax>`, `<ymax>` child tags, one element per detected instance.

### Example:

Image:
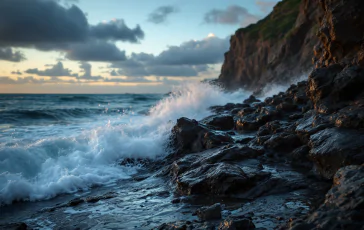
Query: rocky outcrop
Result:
<box><xmin>218</xmin><ymin>0</ymin><xmax>322</xmax><ymax>90</ymax></box>
<box><xmin>314</xmin><ymin>0</ymin><xmax>364</xmax><ymax>68</ymax></box>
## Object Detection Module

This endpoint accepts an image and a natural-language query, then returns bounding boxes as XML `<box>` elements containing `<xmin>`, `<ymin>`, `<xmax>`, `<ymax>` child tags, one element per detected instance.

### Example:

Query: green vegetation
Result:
<box><xmin>237</xmin><ymin>0</ymin><xmax>302</xmax><ymax>41</ymax></box>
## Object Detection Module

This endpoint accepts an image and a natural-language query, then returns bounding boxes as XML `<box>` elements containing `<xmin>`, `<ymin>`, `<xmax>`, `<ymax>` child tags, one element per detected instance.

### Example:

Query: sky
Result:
<box><xmin>0</xmin><ymin>0</ymin><xmax>279</xmax><ymax>94</ymax></box>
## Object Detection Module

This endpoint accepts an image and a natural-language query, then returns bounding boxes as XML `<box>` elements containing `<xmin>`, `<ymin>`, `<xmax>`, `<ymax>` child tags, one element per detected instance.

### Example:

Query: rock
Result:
<box><xmin>243</xmin><ymin>95</ymin><xmax>261</xmax><ymax>104</ymax></box>
<box><xmin>85</xmin><ymin>192</ymin><xmax>117</xmax><ymax>203</ymax></box>
<box><xmin>332</xmin><ymin>102</ymin><xmax>364</xmax><ymax>129</ymax></box>
<box><xmin>314</xmin><ymin>0</ymin><xmax>364</xmax><ymax>68</ymax></box>
<box><xmin>309</xmin><ymin>128</ymin><xmax>364</xmax><ymax>179</ymax></box>
<box><xmin>236</xmin><ymin>119</ymin><xmax>261</xmax><ymax>132</ymax></box>
<box><xmin>68</xmin><ymin>198</ymin><xmax>84</xmax><ymax>207</ymax></box>
<box><xmin>210</xmin><ymin>103</ymin><xmax>250</xmax><ymax>114</ymax></box>
<box><xmin>219</xmin><ymin>217</ymin><xmax>255</xmax><ymax>230</ymax></box>
<box><xmin>218</xmin><ymin>0</ymin><xmax>322</xmax><ymax>90</ymax></box>
<box><xmin>204</xmin><ymin>115</ymin><xmax>235</xmax><ymax>131</ymax></box>
<box><xmin>196</xmin><ymin>203</ymin><xmax>222</xmax><ymax>221</ymax></box>
<box><xmin>176</xmin><ymin>163</ymin><xmax>251</xmax><ymax>195</ymax></box>
<box><xmin>171</xmin><ymin>117</ymin><xmax>233</xmax><ymax>155</ymax></box>
<box><xmin>290</xmin><ymin>145</ymin><xmax>311</xmax><ymax>168</ymax></box>
<box><xmin>0</xmin><ymin>223</ymin><xmax>27</xmax><ymax>230</ymax></box>
<box><xmin>307</xmin><ymin>65</ymin><xmax>364</xmax><ymax>113</ymax></box>
<box><xmin>295</xmin><ymin>112</ymin><xmax>333</xmax><ymax>144</ymax></box>
<box><xmin>290</xmin><ymin>165</ymin><xmax>364</xmax><ymax>229</ymax></box>
<box><xmin>264</xmin><ymin>132</ymin><xmax>302</xmax><ymax>152</ymax></box>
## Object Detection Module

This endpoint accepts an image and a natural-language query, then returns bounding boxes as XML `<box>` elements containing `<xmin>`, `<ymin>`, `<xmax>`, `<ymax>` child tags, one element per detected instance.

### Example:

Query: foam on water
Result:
<box><xmin>0</xmin><ymin>82</ymin><xmax>247</xmax><ymax>205</ymax></box>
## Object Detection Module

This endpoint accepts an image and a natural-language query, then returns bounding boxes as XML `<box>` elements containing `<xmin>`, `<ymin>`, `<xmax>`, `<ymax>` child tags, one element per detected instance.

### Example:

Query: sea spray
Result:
<box><xmin>0</xmin><ymin>82</ymin><xmax>247</xmax><ymax>205</ymax></box>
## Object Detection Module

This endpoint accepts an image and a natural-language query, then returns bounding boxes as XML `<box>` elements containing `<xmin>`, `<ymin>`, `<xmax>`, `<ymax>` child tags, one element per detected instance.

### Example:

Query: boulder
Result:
<box><xmin>176</xmin><ymin>163</ymin><xmax>251</xmax><ymax>195</ymax></box>
<box><xmin>204</xmin><ymin>115</ymin><xmax>235</xmax><ymax>131</ymax></box>
<box><xmin>309</xmin><ymin>128</ymin><xmax>364</xmax><ymax>179</ymax></box>
<box><xmin>290</xmin><ymin>165</ymin><xmax>364</xmax><ymax>230</ymax></box>
<box><xmin>196</xmin><ymin>203</ymin><xmax>222</xmax><ymax>221</ymax></box>
<box><xmin>218</xmin><ymin>217</ymin><xmax>255</xmax><ymax>230</ymax></box>
<box><xmin>243</xmin><ymin>95</ymin><xmax>261</xmax><ymax>104</ymax></box>
<box><xmin>171</xmin><ymin>117</ymin><xmax>233</xmax><ymax>155</ymax></box>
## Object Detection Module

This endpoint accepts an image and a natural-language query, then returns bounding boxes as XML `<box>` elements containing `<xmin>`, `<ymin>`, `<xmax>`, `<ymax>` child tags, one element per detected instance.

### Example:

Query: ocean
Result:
<box><xmin>0</xmin><ymin>82</ymin><xmax>246</xmax><ymax>215</ymax></box>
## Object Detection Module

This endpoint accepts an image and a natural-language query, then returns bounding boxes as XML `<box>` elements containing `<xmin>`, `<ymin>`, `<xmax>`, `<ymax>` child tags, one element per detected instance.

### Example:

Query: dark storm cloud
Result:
<box><xmin>66</xmin><ymin>40</ymin><xmax>127</xmax><ymax>62</ymax></box>
<box><xmin>0</xmin><ymin>0</ymin><xmax>144</xmax><ymax>62</ymax></box>
<box><xmin>25</xmin><ymin>62</ymin><xmax>76</xmax><ymax>77</ymax></box>
<box><xmin>110</xmin><ymin>36</ymin><xmax>229</xmax><ymax>77</ymax></box>
<box><xmin>90</xmin><ymin>19</ymin><xmax>144</xmax><ymax>42</ymax></box>
<box><xmin>0</xmin><ymin>0</ymin><xmax>88</xmax><ymax>45</ymax></box>
<box><xmin>204</xmin><ymin>5</ymin><xmax>260</xmax><ymax>26</ymax></box>
<box><xmin>148</xmin><ymin>6</ymin><xmax>178</xmax><ymax>24</ymax></box>
<box><xmin>78</xmin><ymin>62</ymin><xmax>103</xmax><ymax>80</ymax></box>
<box><xmin>0</xmin><ymin>47</ymin><xmax>26</xmax><ymax>62</ymax></box>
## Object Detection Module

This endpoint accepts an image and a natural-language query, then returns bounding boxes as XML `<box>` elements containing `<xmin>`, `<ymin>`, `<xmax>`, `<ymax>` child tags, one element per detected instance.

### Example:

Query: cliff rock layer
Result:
<box><xmin>218</xmin><ymin>0</ymin><xmax>322</xmax><ymax>91</ymax></box>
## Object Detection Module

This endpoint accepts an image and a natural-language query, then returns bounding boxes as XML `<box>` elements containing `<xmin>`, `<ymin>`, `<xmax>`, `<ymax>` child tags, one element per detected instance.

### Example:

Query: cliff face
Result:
<box><xmin>314</xmin><ymin>0</ymin><xmax>364</xmax><ymax>68</ymax></box>
<box><xmin>218</xmin><ymin>0</ymin><xmax>322</xmax><ymax>91</ymax></box>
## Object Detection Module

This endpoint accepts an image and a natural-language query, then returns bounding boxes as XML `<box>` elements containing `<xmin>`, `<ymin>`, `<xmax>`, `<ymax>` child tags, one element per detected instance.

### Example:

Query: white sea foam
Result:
<box><xmin>0</xmin><ymin>81</ymin><xmax>247</xmax><ymax>205</ymax></box>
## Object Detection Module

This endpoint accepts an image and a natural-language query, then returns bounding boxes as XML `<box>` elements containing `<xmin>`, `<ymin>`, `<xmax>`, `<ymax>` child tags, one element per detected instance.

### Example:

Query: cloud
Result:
<box><xmin>11</xmin><ymin>70</ymin><xmax>22</xmax><ymax>75</ymax></box>
<box><xmin>25</xmin><ymin>62</ymin><xmax>76</xmax><ymax>77</ymax></box>
<box><xmin>0</xmin><ymin>0</ymin><xmax>144</xmax><ymax>62</ymax></box>
<box><xmin>0</xmin><ymin>76</ymin><xmax>46</xmax><ymax>84</ymax></box>
<box><xmin>255</xmin><ymin>1</ymin><xmax>278</xmax><ymax>13</ymax></box>
<box><xmin>0</xmin><ymin>47</ymin><xmax>26</xmax><ymax>62</ymax></box>
<box><xmin>77</xmin><ymin>62</ymin><xmax>103</xmax><ymax>80</ymax></box>
<box><xmin>90</xmin><ymin>19</ymin><xmax>144</xmax><ymax>42</ymax></box>
<box><xmin>110</xmin><ymin>36</ymin><xmax>229</xmax><ymax>77</ymax></box>
<box><xmin>148</xmin><ymin>6</ymin><xmax>178</xmax><ymax>24</ymax></box>
<box><xmin>204</xmin><ymin>5</ymin><xmax>260</xmax><ymax>26</ymax></box>
<box><xmin>66</xmin><ymin>40</ymin><xmax>127</xmax><ymax>62</ymax></box>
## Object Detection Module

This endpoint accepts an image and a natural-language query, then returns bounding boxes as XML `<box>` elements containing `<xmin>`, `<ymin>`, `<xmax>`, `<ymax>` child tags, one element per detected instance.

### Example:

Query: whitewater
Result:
<box><xmin>0</xmin><ymin>82</ymin><xmax>248</xmax><ymax>205</ymax></box>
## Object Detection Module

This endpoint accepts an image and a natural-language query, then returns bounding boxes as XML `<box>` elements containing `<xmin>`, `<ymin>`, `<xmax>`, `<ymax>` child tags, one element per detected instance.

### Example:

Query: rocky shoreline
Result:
<box><xmin>151</xmin><ymin>69</ymin><xmax>363</xmax><ymax>229</ymax></box>
<box><xmin>2</xmin><ymin>0</ymin><xmax>364</xmax><ymax>229</ymax></box>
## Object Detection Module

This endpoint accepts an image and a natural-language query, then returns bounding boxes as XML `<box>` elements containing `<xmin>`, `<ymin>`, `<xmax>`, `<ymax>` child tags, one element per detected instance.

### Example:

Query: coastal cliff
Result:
<box><xmin>218</xmin><ymin>0</ymin><xmax>322</xmax><ymax>90</ymax></box>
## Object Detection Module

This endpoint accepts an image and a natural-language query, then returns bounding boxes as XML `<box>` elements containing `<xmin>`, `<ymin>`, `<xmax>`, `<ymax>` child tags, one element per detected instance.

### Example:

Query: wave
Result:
<box><xmin>0</xmin><ymin>108</ymin><xmax>126</xmax><ymax>123</ymax></box>
<box><xmin>0</xmin><ymin>82</ymin><xmax>247</xmax><ymax>205</ymax></box>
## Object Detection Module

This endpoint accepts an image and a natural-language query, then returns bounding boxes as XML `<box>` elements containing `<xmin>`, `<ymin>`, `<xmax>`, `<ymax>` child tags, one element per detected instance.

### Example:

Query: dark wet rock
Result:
<box><xmin>171</xmin><ymin>146</ymin><xmax>262</xmax><ymax>178</ymax></box>
<box><xmin>68</xmin><ymin>198</ymin><xmax>84</xmax><ymax>207</ymax></box>
<box><xmin>289</xmin><ymin>113</ymin><xmax>303</xmax><ymax>120</ymax></box>
<box><xmin>331</xmin><ymin>102</ymin><xmax>364</xmax><ymax>129</ymax></box>
<box><xmin>176</xmin><ymin>163</ymin><xmax>251</xmax><ymax>195</ymax></box>
<box><xmin>257</xmin><ymin>121</ymin><xmax>295</xmax><ymax>137</ymax></box>
<box><xmin>210</xmin><ymin>103</ymin><xmax>250</xmax><ymax>114</ymax></box>
<box><xmin>154</xmin><ymin>221</ymin><xmax>215</xmax><ymax>230</ymax></box>
<box><xmin>196</xmin><ymin>145</ymin><xmax>264</xmax><ymax>166</ymax></box>
<box><xmin>289</xmin><ymin>146</ymin><xmax>311</xmax><ymax>168</ymax></box>
<box><xmin>171</xmin><ymin>117</ymin><xmax>233</xmax><ymax>155</ymax></box>
<box><xmin>196</xmin><ymin>203</ymin><xmax>222</xmax><ymax>221</ymax></box>
<box><xmin>244</xmin><ymin>95</ymin><xmax>261</xmax><ymax>104</ymax></box>
<box><xmin>236</xmin><ymin>107</ymin><xmax>256</xmax><ymax>117</ymax></box>
<box><xmin>295</xmin><ymin>113</ymin><xmax>333</xmax><ymax>144</ymax></box>
<box><xmin>85</xmin><ymin>192</ymin><xmax>117</xmax><ymax>203</ymax></box>
<box><xmin>235</xmin><ymin>136</ymin><xmax>254</xmax><ymax>144</ymax></box>
<box><xmin>204</xmin><ymin>115</ymin><xmax>235</xmax><ymax>131</ymax></box>
<box><xmin>309</xmin><ymin>128</ymin><xmax>364</xmax><ymax>179</ymax></box>
<box><xmin>307</xmin><ymin>65</ymin><xmax>364</xmax><ymax>113</ymax></box>
<box><xmin>290</xmin><ymin>165</ymin><xmax>364</xmax><ymax>230</ymax></box>
<box><xmin>218</xmin><ymin>217</ymin><xmax>255</xmax><ymax>230</ymax></box>
<box><xmin>236</xmin><ymin>119</ymin><xmax>261</xmax><ymax>132</ymax></box>
<box><xmin>263</xmin><ymin>132</ymin><xmax>302</xmax><ymax>153</ymax></box>
<box><xmin>276</xmin><ymin>102</ymin><xmax>297</xmax><ymax>113</ymax></box>
<box><xmin>0</xmin><ymin>223</ymin><xmax>27</xmax><ymax>230</ymax></box>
